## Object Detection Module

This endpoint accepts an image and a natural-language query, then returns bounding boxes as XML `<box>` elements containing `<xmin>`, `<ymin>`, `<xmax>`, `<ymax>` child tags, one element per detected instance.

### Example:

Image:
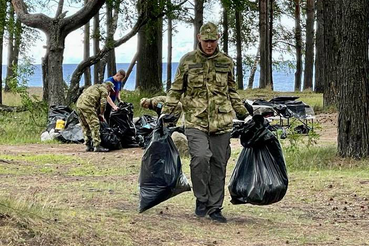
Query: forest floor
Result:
<box><xmin>1</xmin><ymin>113</ymin><xmax>369</xmax><ymax>246</ymax></box>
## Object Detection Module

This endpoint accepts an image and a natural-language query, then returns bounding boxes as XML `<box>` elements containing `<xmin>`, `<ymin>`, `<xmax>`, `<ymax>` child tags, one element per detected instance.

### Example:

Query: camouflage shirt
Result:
<box><xmin>162</xmin><ymin>45</ymin><xmax>247</xmax><ymax>134</ymax></box>
<box><xmin>76</xmin><ymin>84</ymin><xmax>109</xmax><ymax>114</ymax></box>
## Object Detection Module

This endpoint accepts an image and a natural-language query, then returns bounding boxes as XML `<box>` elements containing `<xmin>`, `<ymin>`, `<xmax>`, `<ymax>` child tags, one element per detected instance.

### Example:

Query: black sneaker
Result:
<box><xmin>93</xmin><ymin>146</ymin><xmax>109</xmax><ymax>152</ymax></box>
<box><xmin>209</xmin><ymin>210</ymin><xmax>227</xmax><ymax>223</ymax></box>
<box><xmin>195</xmin><ymin>200</ymin><xmax>208</xmax><ymax>217</ymax></box>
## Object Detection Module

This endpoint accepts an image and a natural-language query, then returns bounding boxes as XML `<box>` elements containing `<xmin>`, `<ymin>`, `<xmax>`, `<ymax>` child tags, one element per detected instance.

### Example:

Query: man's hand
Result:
<box><xmin>113</xmin><ymin>105</ymin><xmax>119</xmax><ymax>111</ymax></box>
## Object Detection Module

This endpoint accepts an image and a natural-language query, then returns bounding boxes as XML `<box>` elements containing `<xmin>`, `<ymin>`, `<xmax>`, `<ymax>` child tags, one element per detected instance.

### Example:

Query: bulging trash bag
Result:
<box><xmin>109</xmin><ymin>102</ymin><xmax>137</xmax><ymax>147</ymax></box>
<box><xmin>135</xmin><ymin>115</ymin><xmax>157</xmax><ymax>148</ymax></box>
<box><xmin>228</xmin><ymin>115</ymin><xmax>288</xmax><ymax>205</ymax></box>
<box><xmin>139</xmin><ymin>115</ymin><xmax>191</xmax><ymax>213</ymax></box>
<box><xmin>100</xmin><ymin>122</ymin><xmax>122</xmax><ymax>150</ymax></box>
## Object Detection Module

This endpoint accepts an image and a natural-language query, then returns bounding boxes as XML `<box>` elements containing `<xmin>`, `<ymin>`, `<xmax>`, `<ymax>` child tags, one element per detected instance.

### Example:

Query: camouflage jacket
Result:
<box><xmin>149</xmin><ymin>96</ymin><xmax>182</xmax><ymax>118</ymax></box>
<box><xmin>76</xmin><ymin>84</ymin><xmax>109</xmax><ymax>114</ymax></box>
<box><xmin>162</xmin><ymin>45</ymin><xmax>246</xmax><ymax>134</ymax></box>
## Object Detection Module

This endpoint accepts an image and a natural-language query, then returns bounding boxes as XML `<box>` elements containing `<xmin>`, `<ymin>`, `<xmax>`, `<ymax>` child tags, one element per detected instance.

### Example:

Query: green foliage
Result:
<box><xmin>7</xmin><ymin>59</ymin><xmax>48</xmax><ymax>128</ymax></box>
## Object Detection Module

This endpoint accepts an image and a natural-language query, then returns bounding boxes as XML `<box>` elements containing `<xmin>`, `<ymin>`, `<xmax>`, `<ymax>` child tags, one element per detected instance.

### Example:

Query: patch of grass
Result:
<box><xmin>0</xmin><ymin>110</ymin><xmax>47</xmax><ymax>144</ymax></box>
<box><xmin>0</xmin><ymin>154</ymin><xmax>85</xmax><ymax>175</ymax></box>
<box><xmin>2</xmin><ymin>87</ymin><xmax>43</xmax><ymax>106</ymax></box>
<box><xmin>283</xmin><ymin>145</ymin><xmax>369</xmax><ymax>171</ymax></box>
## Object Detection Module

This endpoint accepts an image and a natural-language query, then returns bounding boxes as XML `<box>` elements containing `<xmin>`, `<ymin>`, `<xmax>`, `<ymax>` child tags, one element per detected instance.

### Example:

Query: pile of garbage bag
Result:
<box><xmin>41</xmin><ymin>105</ymin><xmax>84</xmax><ymax>143</ymax></box>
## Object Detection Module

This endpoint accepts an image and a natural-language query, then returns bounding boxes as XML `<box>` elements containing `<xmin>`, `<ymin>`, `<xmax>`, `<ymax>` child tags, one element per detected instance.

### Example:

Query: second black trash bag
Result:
<box><xmin>139</xmin><ymin>115</ymin><xmax>191</xmax><ymax>213</ymax></box>
<box><xmin>228</xmin><ymin>115</ymin><xmax>288</xmax><ymax>205</ymax></box>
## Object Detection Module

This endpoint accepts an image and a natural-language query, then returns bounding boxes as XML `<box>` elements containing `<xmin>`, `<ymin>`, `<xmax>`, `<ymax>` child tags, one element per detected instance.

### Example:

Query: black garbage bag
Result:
<box><xmin>100</xmin><ymin>122</ymin><xmax>122</xmax><ymax>150</ymax></box>
<box><xmin>109</xmin><ymin>102</ymin><xmax>137</xmax><ymax>147</ymax></box>
<box><xmin>47</xmin><ymin>105</ymin><xmax>73</xmax><ymax>131</ymax></box>
<box><xmin>139</xmin><ymin>115</ymin><xmax>191</xmax><ymax>213</ymax></box>
<box><xmin>135</xmin><ymin>115</ymin><xmax>157</xmax><ymax>148</ymax></box>
<box><xmin>56</xmin><ymin>124</ymin><xmax>84</xmax><ymax>143</ymax></box>
<box><xmin>228</xmin><ymin>115</ymin><xmax>288</xmax><ymax>205</ymax></box>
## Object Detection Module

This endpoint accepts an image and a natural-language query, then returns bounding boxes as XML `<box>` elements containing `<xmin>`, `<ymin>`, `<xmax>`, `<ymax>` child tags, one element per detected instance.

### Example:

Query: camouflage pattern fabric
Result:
<box><xmin>77</xmin><ymin>107</ymin><xmax>101</xmax><ymax>147</ymax></box>
<box><xmin>76</xmin><ymin>84</ymin><xmax>109</xmax><ymax>115</ymax></box>
<box><xmin>150</xmin><ymin>96</ymin><xmax>182</xmax><ymax>122</ymax></box>
<box><xmin>76</xmin><ymin>83</ymin><xmax>110</xmax><ymax>147</ymax></box>
<box><xmin>162</xmin><ymin>45</ymin><xmax>247</xmax><ymax>134</ymax></box>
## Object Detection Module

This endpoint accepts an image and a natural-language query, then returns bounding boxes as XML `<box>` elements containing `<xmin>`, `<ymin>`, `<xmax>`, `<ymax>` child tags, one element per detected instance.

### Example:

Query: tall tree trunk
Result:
<box><xmin>193</xmin><ymin>0</ymin><xmax>203</xmax><ymax>50</ymax></box>
<box><xmin>259</xmin><ymin>0</ymin><xmax>269</xmax><ymax>89</ymax></box>
<box><xmin>5</xmin><ymin>8</ymin><xmax>21</xmax><ymax>92</ymax></box>
<box><xmin>5</xmin><ymin>4</ymin><xmax>14</xmax><ymax>92</ymax></box>
<box><xmin>235</xmin><ymin>8</ymin><xmax>243</xmax><ymax>90</ymax></box>
<box><xmin>322</xmin><ymin>0</ymin><xmax>339</xmax><ymax>107</ymax></box>
<box><xmin>166</xmin><ymin>5</ymin><xmax>172</xmax><ymax>92</ymax></box>
<box><xmin>83</xmin><ymin>0</ymin><xmax>91</xmax><ymax>87</ymax></box>
<box><xmin>314</xmin><ymin>0</ymin><xmax>324</xmax><ymax>93</ymax></box>
<box><xmin>303</xmin><ymin>0</ymin><xmax>314</xmax><ymax>90</ymax></box>
<box><xmin>93</xmin><ymin>12</ymin><xmax>101</xmax><ymax>84</ymax></box>
<box><xmin>0</xmin><ymin>0</ymin><xmax>6</xmax><ymax>105</ymax></box>
<box><xmin>248</xmin><ymin>45</ymin><xmax>260</xmax><ymax>89</ymax></box>
<box><xmin>136</xmin><ymin>0</ymin><xmax>163</xmax><ymax>92</ymax></box>
<box><xmin>106</xmin><ymin>2</ymin><xmax>116</xmax><ymax>77</ymax></box>
<box><xmin>268</xmin><ymin>0</ymin><xmax>273</xmax><ymax>90</ymax></box>
<box><xmin>12</xmin><ymin>0</ymin><xmax>106</xmax><ymax>105</ymax></box>
<box><xmin>222</xmin><ymin>3</ymin><xmax>228</xmax><ymax>54</ymax></box>
<box><xmin>337</xmin><ymin>0</ymin><xmax>369</xmax><ymax>158</ymax></box>
<box><xmin>294</xmin><ymin>0</ymin><xmax>302</xmax><ymax>91</ymax></box>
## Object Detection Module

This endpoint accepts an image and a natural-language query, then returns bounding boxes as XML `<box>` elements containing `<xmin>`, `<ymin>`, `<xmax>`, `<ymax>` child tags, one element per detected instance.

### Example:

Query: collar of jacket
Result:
<box><xmin>196</xmin><ymin>43</ymin><xmax>220</xmax><ymax>59</ymax></box>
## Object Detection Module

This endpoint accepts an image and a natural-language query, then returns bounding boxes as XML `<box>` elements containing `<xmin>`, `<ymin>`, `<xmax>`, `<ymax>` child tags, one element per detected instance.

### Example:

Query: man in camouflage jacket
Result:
<box><xmin>162</xmin><ymin>22</ymin><xmax>247</xmax><ymax>223</ymax></box>
<box><xmin>76</xmin><ymin>82</ymin><xmax>115</xmax><ymax>152</ymax></box>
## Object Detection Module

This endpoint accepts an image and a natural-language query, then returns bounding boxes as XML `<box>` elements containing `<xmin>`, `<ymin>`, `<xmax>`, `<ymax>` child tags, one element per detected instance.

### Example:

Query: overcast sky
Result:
<box><xmin>2</xmin><ymin>2</ymin><xmax>222</xmax><ymax>65</ymax></box>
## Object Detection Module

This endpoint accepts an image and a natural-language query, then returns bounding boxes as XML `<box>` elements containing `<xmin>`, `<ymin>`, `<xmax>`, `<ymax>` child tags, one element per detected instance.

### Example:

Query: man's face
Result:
<box><xmin>116</xmin><ymin>74</ymin><xmax>124</xmax><ymax>82</ymax></box>
<box><xmin>197</xmin><ymin>35</ymin><xmax>219</xmax><ymax>55</ymax></box>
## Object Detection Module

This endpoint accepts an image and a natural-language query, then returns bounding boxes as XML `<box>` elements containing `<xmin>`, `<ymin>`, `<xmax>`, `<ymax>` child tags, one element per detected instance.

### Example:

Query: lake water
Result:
<box><xmin>2</xmin><ymin>63</ymin><xmax>297</xmax><ymax>92</ymax></box>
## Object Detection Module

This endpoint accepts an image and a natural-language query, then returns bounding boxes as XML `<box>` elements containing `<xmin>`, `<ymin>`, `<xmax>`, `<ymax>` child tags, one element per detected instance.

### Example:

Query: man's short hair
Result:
<box><xmin>117</xmin><ymin>69</ymin><xmax>126</xmax><ymax>77</ymax></box>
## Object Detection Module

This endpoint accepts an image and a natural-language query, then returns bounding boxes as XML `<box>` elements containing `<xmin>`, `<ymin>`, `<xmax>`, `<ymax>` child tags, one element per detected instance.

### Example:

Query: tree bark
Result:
<box><xmin>5</xmin><ymin>5</ymin><xmax>15</xmax><ymax>92</ymax></box>
<box><xmin>235</xmin><ymin>8</ymin><xmax>243</xmax><ymax>90</ymax></box>
<box><xmin>106</xmin><ymin>2</ymin><xmax>118</xmax><ymax>77</ymax></box>
<box><xmin>222</xmin><ymin>3</ymin><xmax>228</xmax><ymax>54</ymax></box>
<box><xmin>83</xmin><ymin>0</ymin><xmax>91</xmax><ymax>87</ymax></box>
<box><xmin>294</xmin><ymin>0</ymin><xmax>302</xmax><ymax>91</ymax></box>
<box><xmin>136</xmin><ymin>0</ymin><xmax>163</xmax><ymax>92</ymax></box>
<box><xmin>323</xmin><ymin>0</ymin><xmax>339</xmax><ymax>107</ymax></box>
<box><xmin>337</xmin><ymin>0</ymin><xmax>369</xmax><ymax>158</ymax></box>
<box><xmin>12</xmin><ymin>0</ymin><xmax>106</xmax><ymax>105</ymax></box>
<box><xmin>93</xmin><ymin>12</ymin><xmax>101</xmax><ymax>84</ymax></box>
<box><xmin>166</xmin><ymin>3</ymin><xmax>172</xmax><ymax>92</ymax></box>
<box><xmin>0</xmin><ymin>0</ymin><xmax>6</xmax><ymax>105</ymax></box>
<box><xmin>314</xmin><ymin>0</ymin><xmax>324</xmax><ymax>93</ymax></box>
<box><xmin>268</xmin><ymin>0</ymin><xmax>273</xmax><ymax>90</ymax></box>
<box><xmin>193</xmin><ymin>0</ymin><xmax>203</xmax><ymax>50</ymax></box>
<box><xmin>303</xmin><ymin>0</ymin><xmax>314</xmax><ymax>90</ymax></box>
<box><xmin>259</xmin><ymin>0</ymin><xmax>269</xmax><ymax>89</ymax></box>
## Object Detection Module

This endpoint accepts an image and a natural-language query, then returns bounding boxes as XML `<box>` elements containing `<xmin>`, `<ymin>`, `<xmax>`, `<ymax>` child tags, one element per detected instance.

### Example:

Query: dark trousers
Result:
<box><xmin>185</xmin><ymin>128</ymin><xmax>231</xmax><ymax>214</ymax></box>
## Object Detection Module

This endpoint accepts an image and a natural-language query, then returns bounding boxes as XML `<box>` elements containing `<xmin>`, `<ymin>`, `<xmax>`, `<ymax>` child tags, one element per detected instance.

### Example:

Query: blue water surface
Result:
<box><xmin>2</xmin><ymin>63</ymin><xmax>296</xmax><ymax>92</ymax></box>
